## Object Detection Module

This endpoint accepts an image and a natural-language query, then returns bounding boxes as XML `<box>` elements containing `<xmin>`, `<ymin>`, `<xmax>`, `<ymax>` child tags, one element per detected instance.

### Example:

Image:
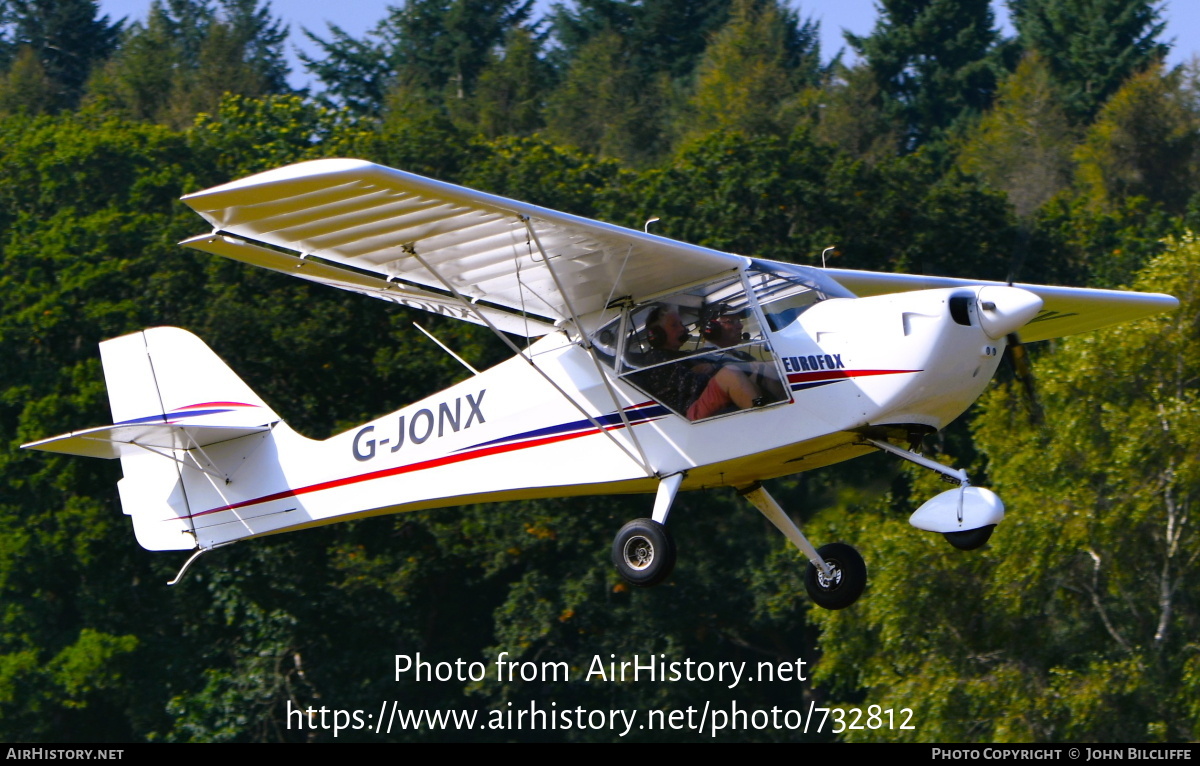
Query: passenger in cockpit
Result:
<box><xmin>699</xmin><ymin>305</ymin><xmax>786</xmax><ymax>403</ymax></box>
<box><xmin>641</xmin><ymin>306</ymin><xmax>761</xmax><ymax>420</ymax></box>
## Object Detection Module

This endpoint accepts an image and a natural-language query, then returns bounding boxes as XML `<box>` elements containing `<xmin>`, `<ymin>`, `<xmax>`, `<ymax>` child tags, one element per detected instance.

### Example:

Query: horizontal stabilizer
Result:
<box><xmin>23</xmin><ymin>423</ymin><xmax>272</xmax><ymax>459</ymax></box>
<box><xmin>22</xmin><ymin>326</ymin><xmax>284</xmax><ymax>553</ymax></box>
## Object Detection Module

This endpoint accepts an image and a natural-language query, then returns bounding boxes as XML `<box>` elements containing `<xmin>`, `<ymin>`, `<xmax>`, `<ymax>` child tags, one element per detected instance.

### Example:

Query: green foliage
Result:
<box><xmin>617</xmin><ymin>130</ymin><xmax>1014</xmax><ymax>279</ymax></box>
<box><xmin>1010</xmin><ymin>0</ymin><xmax>1168</xmax><ymax>124</ymax></box>
<box><xmin>0</xmin><ymin>0</ymin><xmax>121</xmax><ymax>112</ymax></box>
<box><xmin>548</xmin><ymin>0</ymin><xmax>732</xmax><ymax>82</ymax></box>
<box><xmin>460</xmin><ymin>134</ymin><xmax>629</xmax><ymax>217</ymax></box>
<box><xmin>957</xmin><ymin>53</ymin><xmax>1076</xmax><ymax>220</ymax></box>
<box><xmin>812</xmin><ymin>63</ymin><xmax>899</xmax><ymax>164</ymax></box>
<box><xmin>543</xmin><ymin>28</ymin><xmax>674</xmax><ymax>165</ymax></box>
<box><xmin>189</xmin><ymin>94</ymin><xmax>370</xmax><ymax>182</ymax></box>
<box><xmin>304</xmin><ymin>0</ymin><xmax>533</xmax><ymax>117</ymax></box>
<box><xmin>84</xmin><ymin>0</ymin><xmax>291</xmax><ymax>128</ymax></box>
<box><xmin>847</xmin><ymin>0</ymin><xmax>1000</xmax><ymax>148</ymax></box>
<box><xmin>1030</xmin><ymin>189</ymin><xmax>1182</xmax><ymax>288</ymax></box>
<box><xmin>470</xmin><ymin>27</ymin><xmax>551</xmax><ymax>138</ymax></box>
<box><xmin>1074</xmin><ymin>65</ymin><xmax>1200</xmax><ymax>217</ymax></box>
<box><xmin>0</xmin><ymin>44</ymin><xmax>55</xmax><ymax>115</ymax></box>
<box><xmin>685</xmin><ymin>0</ymin><xmax>817</xmax><ymax>140</ymax></box>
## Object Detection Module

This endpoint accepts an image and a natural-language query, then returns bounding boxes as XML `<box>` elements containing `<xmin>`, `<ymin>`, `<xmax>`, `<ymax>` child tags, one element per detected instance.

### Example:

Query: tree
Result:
<box><xmin>1010</xmin><ymin>0</ymin><xmax>1167</xmax><ymax>124</ymax></box>
<box><xmin>847</xmin><ymin>0</ymin><xmax>999</xmax><ymax>148</ymax></box>
<box><xmin>304</xmin><ymin>0</ymin><xmax>533</xmax><ymax>117</ymax></box>
<box><xmin>544</xmin><ymin>0</ymin><xmax>736</xmax><ymax>164</ymax></box>
<box><xmin>1074</xmin><ymin>64</ymin><xmax>1199</xmax><ymax>218</ymax></box>
<box><xmin>812</xmin><ymin>62</ymin><xmax>900</xmax><ymax>164</ymax></box>
<box><xmin>0</xmin><ymin>0</ymin><xmax>121</xmax><ymax>111</ymax></box>
<box><xmin>686</xmin><ymin>0</ymin><xmax>819</xmax><ymax>140</ymax></box>
<box><xmin>957</xmin><ymin>53</ymin><xmax>1076</xmax><ymax>221</ymax></box>
<box><xmin>0</xmin><ymin>43</ymin><xmax>54</xmax><ymax>114</ymax></box>
<box><xmin>548</xmin><ymin>0</ymin><xmax>732</xmax><ymax>82</ymax></box>
<box><xmin>543</xmin><ymin>28</ymin><xmax>668</xmax><ymax>164</ymax></box>
<box><xmin>470</xmin><ymin>26</ymin><xmax>551</xmax><ymax>137</ymax></box>
<box><xmin>85</xmin><ymin>0</ymin><xmax>290</xmax><ymax>128</ymax></box>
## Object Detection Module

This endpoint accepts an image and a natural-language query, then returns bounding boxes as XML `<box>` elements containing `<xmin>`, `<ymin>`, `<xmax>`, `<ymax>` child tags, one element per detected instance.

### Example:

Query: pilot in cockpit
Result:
<box><xmin>641</xmin><ymin>305</ymin><xmax>762</xmax><ymax>420</ymax></box>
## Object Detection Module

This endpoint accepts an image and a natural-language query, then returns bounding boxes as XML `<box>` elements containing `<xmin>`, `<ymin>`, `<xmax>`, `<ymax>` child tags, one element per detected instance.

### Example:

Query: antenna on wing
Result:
<box><xmin>644</xmin><ymin>217</ymin><xmax>660</xmax><ymax>233</ymax></box>
<box><xmin>822</xmin><ymin>246</ymin><xmax>837</xmax><ymax>268</ymax></box>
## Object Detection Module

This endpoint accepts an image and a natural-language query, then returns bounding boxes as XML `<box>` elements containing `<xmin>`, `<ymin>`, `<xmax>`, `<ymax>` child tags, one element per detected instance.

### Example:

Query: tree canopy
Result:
<box><xmin>0</xmin><ymin>0</ymin><xmax>1195</xmax><ymax>743</ymax></box>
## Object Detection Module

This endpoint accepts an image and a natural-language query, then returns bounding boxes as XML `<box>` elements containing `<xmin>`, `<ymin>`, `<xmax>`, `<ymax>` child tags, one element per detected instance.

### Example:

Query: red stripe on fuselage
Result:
<box><xmin>188</xmin><ymin>419</ymin><xmax>655</xmax><ymax>520</ymax></box>
<box><xmin>787</xmin><ymin>368</ymin><xmax>920</xmax><ymax>384</ymax></box>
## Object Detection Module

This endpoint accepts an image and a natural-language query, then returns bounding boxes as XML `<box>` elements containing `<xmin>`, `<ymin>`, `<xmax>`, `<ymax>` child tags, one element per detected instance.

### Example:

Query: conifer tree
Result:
<box><xmin>85</xmin><ymin>0</ymin><xmax>289</xmax><ymax>128</ymax></box>
<box><xmin>846</xmin><ymin>0</ymin><xmax>999</xmax><ymax>148</ymax></box>
<box><xmin>1010</xmin><ymin>0</ymin><xmax>1167</xmax><ymax>124</ymax></box>
<box><xmin>549</xmin><ymin>0</ymin><xmax>732</xmax><ymax>82</ymax></box>
<box><xmin>471</xmin><ymin>26</ymin><xmax>551</xmax><ymax>137</ymax></box>
<box><xmin>1074</xmin><ymin>64</ymin><xmax>1199</xmax><ymax>216</ymax></box>
<box><xmin>957</xmin><ymin>53</ymin><xmax>1075</xmax><ymax>220</ymax></box>
<box><xmin>304</xmin><ymin>0</ymin><xmax>533</xmax><ymax>116</ymax></box>
<box><xmin>687</xmin><ymin>0</ymin><xmax>819</xmax><ymax>139</ymax></box>
<box><xmin>0</xmin><ymin>0</ymin><xmax>121</xmax><ymax>111</ymax></box>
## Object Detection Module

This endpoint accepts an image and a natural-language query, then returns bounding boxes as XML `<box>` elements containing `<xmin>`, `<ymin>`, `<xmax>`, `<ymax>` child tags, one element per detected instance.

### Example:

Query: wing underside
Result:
<box><xmin>822</xmin><ymin>268</ymin><xmax>1179</xmax><ymax>342</ymax></box>
<box><xmin>181</xmin><ymin>159</ymin><xmax>743</xmax><ymax>337</ymax></box>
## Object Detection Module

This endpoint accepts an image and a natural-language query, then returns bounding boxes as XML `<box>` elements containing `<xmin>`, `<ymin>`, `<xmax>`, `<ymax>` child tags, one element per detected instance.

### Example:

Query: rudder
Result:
<box><xmin>105</xmin><ymin>328</ymin><xmax>280</xmax><ymax>551</ymax></box>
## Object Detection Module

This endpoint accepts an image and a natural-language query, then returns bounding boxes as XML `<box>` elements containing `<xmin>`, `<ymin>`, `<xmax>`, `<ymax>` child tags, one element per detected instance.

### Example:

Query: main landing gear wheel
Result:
<box><xmin>805</xmin><ymin>542</ymin><xmax>866</xmax><ymax>610</ymax></box>
<box><xmin>612</xmin><ymin>518</ymin><xmax>676</xmax><ymax>588</ymax></box>
<box><xmin>943</xmin><ymin>524</ymin><xmax>996</xmax><ymax>551</ymax></box>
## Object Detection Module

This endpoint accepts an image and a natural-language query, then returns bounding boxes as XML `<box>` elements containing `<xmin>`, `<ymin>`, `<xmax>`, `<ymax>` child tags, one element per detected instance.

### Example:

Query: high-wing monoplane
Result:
<box><xmin>23</xmin><ymin>159</ymin><xmax>1179</xmax><ymax>609</ymax></box>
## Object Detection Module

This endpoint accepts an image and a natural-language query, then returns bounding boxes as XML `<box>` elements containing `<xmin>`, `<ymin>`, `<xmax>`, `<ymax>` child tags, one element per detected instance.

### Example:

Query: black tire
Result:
<box><xmin>805</xmin><ymin>542</ymin><xmax>867</xmax><ymax>610</ymax></box>
<box><xmin>943</xmin><ymin>524</ymin><xmax>995</xmax><ymax>551</ymax></box>
<box><xmin>612</xmin><ymin>518</ymin><xmax>676</xmax><ymax>588</ymax></box>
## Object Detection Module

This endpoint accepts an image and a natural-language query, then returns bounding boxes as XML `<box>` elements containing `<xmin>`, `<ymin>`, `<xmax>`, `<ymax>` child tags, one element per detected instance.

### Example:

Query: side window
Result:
<box><xmin>591</xmin><ymin>274</ymin><xmax>788</xmax><ymax>421</ymax></box>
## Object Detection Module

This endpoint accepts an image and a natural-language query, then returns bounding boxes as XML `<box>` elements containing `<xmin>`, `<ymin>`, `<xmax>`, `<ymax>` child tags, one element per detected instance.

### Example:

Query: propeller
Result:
<box><xmin>1003</xmin><ymin>223</ymin><xmax>1044</xmax><ymax>425</ymax></box>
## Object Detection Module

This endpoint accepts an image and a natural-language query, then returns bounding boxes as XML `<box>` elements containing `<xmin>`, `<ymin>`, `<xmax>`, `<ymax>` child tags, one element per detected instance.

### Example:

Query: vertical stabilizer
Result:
<box><xmin>101</xmin><ymin>327</ymin><xmax>278</xmax><ymax>428</ymax></box>
<box><xmin>98</xmin><ymin>327</ymin><xmax>280</xmax><ymax>551</ymax></box>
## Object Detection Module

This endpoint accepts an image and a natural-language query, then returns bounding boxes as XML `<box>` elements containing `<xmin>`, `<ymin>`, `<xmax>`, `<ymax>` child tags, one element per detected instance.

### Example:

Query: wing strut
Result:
<box><xmin>130</xmin><ymin>441</ymin><xmax>228</xmax><ymax>482</ymax></box>
<box><xmin>407</xmin><ymin>247</ymin><xmax>655</xmax><ymax>478</ymax></box>
<box><xmin>520</xmin><ymin>217</ymin><xmax>654</xmax><ymax>476</ymax></box>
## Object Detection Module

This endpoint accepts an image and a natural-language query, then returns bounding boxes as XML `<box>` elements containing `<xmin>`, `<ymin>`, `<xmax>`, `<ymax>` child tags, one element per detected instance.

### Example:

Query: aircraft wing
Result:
<box><xmin>822</xmin><ymin>267</ymin><xmax>1179</xmax><ymax>343</ymax></box>
<box><xmin>181</xmin><ymin>159</ymin><xmax>743</xmax><ymax>337</ymax></box>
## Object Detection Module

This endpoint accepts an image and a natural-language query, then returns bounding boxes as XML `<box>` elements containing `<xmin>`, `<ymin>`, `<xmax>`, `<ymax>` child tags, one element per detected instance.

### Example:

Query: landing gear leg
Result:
<box><xmin>740</xmin><ymin>483</ymin><xmax>866</xmax><ymax>610</ymax></box>
<box><xmin>865</xmin><ymin>438</ymin><xmax>1004</xmax><ymax>550</ymax></box>
<box><xmin>612</xmin><ymin>473</ymin><xmax>683</xmax><ymax>588</ymax></box>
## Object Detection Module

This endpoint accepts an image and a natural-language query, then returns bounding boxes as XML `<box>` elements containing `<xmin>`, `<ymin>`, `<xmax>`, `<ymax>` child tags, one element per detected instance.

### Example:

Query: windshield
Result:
<box><xmin>590</xmin><ymin>272</ymin><xmax>789</xmax><ymax>421</ymax></box>
<box><xmin>747</xmin><ymin>260</ymin><xmax>854</xmax><ymax>332</ymax></box>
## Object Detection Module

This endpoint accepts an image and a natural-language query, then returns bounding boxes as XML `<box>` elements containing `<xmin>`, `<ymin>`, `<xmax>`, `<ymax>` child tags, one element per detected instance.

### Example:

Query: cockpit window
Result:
<box><xmin>590</xmin><ymin>272</ymin><xmax>789</xmax><ymax>421</ymax></box>
<box><xmin>747</xmin><ymin>260</ymin><xmax>854</xmax><ymax>331</ymax></box>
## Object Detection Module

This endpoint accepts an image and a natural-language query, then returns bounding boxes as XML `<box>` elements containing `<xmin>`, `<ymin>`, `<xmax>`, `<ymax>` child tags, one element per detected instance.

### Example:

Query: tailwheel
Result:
<box><xmin>805</xmin><ymin>542</ymin><xmax>866</xmax><ymax>610</ymax></box>
<box><xmin>612</xmin><ymin>518</ymin><xmax>676</xmax><ymax>588</ymax></box>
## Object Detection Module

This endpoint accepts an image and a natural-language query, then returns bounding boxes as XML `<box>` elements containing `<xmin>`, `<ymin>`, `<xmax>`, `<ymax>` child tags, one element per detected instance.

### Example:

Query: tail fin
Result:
<box><xmin>102</xmin><ymin>326</ymin><xmax>278</xmax><ymax>429</ymax></box>
<box><xmin>24</xmin><ymin>327</ymin><xmax>279</xmax><ymax>551</ymax></box>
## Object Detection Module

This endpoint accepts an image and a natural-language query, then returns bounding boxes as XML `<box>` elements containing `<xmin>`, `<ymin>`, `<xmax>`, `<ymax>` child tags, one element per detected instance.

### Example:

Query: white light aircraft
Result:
<box><xmin>23</xmin><ymin>159</ymin><xmax>1179</xmax><ymax>609</ymax></box>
